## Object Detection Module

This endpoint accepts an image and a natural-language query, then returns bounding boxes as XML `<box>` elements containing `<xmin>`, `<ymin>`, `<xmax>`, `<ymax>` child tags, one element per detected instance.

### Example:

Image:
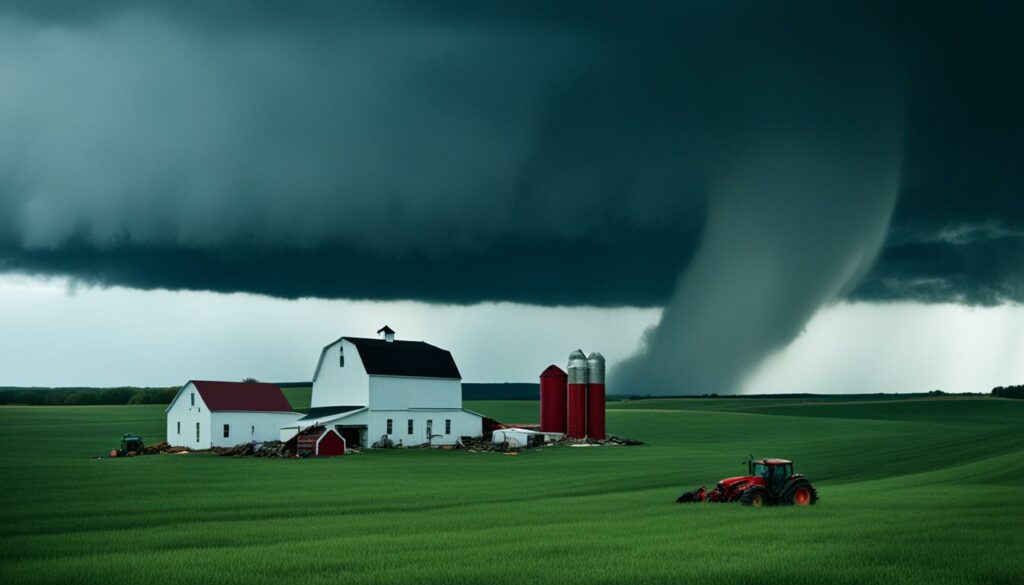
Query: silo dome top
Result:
<box><xmin>567</xmin><ymin>349</ymin><xmax>589</xmax><ymax>383</ymax></box>
<box><xmin>587</xmin><ymin>351</ymin><xmax>604</xmax><ymax>361</ymax></box>
<box><xmin>540</xmin><ymin>364</ymin><xmax>567</xmax><ymax>378</ymax></box>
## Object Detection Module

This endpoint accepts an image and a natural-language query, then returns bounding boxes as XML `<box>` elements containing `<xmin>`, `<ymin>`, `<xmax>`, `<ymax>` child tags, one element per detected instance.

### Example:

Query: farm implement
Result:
<box><xmin>676</xmin><ymin>456</ymin><xmax>818</xmax><ymax>506</ymax></box>
<box><xmin>109</xmin><ymin>433</ymin><xmax>144</xmax><ymax>457</ymax></box>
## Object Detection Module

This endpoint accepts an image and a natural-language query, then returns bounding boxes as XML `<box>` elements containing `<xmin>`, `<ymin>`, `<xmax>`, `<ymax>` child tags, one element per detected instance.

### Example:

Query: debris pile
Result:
<box><xmin>371</xmin><ymin>435</ymin><xmax>399</xmax><ymax>448</ymax></box>
<box><xmin>597</xmin><ymin>435</ymin><xmax>645</xmax><ymax>446</ymax></box>
<box><xmin>140</xmin><ymin>441</ymin><xmax>189</xmax><ymax>455</ymax></box>
<box><xmin>543</xmin><ymin>434</ymin><xmax>644</xmax><ymax>448</ymax></box>
<box><xmin>461</xmin><ymin>436</ymin><xmax>516</xmax><ymax>453</ymax></box>
<box><xmin>209</xmin><ymin>441</ymin><xmax>292</xmax><ymax>457</ymax></box>
<box><xmin>463</xmin><ymin>433</ymin><xmax>644</xmax><ymax>453</ymax></box>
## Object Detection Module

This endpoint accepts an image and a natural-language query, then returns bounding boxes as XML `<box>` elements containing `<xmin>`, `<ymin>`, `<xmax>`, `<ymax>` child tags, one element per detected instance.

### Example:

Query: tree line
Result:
<box><xmin>0</xmin><ymin>387</ymin><xmax>179</xmax><ymax>406</ymax></box>
<box><xmin>991</xmin><ymin>385</ymin><xmax>1024</xmax><ymax>399</ymax></box>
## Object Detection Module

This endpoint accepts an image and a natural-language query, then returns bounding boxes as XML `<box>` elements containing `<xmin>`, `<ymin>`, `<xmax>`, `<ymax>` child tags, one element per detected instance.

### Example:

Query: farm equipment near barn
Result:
<box><xmin>676</xmin><ymin>456</ymin><xmax>818</xmax><ymax>506</ymax></box>
<box><xmin>110</xmin><ymin>433</ymin><xmax>144</xmax><ymax>457</ymax></box>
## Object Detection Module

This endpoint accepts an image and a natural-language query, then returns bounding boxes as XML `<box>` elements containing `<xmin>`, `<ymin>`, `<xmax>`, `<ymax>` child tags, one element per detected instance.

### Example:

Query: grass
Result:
<box><xmin>281</xmin><ymin>386</ymin><xmax>312</xmax><ymax>411</ymax></box>
<box><xmin>1</xmin><ymin>397</ymin><xmax>1022</xmax><ymax>584</ymax></box>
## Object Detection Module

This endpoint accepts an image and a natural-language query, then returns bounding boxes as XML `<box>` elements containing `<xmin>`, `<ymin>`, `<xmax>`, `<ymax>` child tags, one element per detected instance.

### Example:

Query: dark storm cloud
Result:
<box><xmin>0</xmin><ymin>1</ymin><xmax>1021</xmax><ymax>392</ymax></box>
<box><xmin>854</xmin><ymin>227</ymin><xmax>1024</xmax><ymax>305</ymax></box>
<box><xmin>0</xmin><ymin>229</ymin><xmax>702</xmax><ymax>306</ymax></box>
<box><xmin>850</xmin><ymin>2</ymin><xmax>1024</xmax><ymax>306</ymax></box>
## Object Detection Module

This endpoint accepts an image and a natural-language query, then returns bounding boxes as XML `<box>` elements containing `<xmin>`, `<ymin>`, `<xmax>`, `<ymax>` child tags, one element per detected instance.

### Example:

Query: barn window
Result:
<box><xmin>427</xmin><ymin>419</ymin><xmax>433</xmax><ymax>437</ymax></box>
<box><xmin>407</xmin><ymin>419</ymin><xmax>414</xmax><ymax>434</ymax></box>
<box><xmin>386</xmin><ymin>419</ymin><xmax>393</xmax><ymax>434</ymax></box>
<box><xmin>339</xmin><ymin>346</ymin><xmax>344</xmax><ymax>367</ymax></box>
<box><xmin>196</xmin><ymin>422</ymin><xmax>200</xmax><ymax>442</ymax></box>
<box><xmin>190</xmin><ymin>393</ymin><xmax>195</xmax><ymax>406</ymax></box>
<box><xmin>223</xmin><ymin>424</ymin><xmax>230</xmax><ymax>438</ymax></box>
<box><xmin>251</xmin><ymin>425</ymin><xmax>255</xmax><ymax>435</ymax></box>
<box><xmin>445</xmin><ymin>419</ymin><xmax>451</xmax><ymax>434</ymax></box>
<box><xmin>177</xmin><ymin>421</ymin><xmax>181</xmax><ymax>435</ymax></box>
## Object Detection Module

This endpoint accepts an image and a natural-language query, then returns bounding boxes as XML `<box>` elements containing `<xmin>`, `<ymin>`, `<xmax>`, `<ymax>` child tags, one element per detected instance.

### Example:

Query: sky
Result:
<box><xmin>0</xmin><ymin>2</ymin><xmax>1021</xmax><ymax>393</ymax></box>
<box><xmin>2</xmin><ymin>274</ymin><xmax>1022</xmax><ymax>394</ymax></box>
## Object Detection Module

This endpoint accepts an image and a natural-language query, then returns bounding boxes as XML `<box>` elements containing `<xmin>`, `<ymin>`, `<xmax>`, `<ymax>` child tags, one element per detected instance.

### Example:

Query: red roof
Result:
<box><xmin>189</xmin><ymin>381</ymin><xmax>293</xmax><ymax>412</ymax></box>
<box><xmin>540</xmin><ymin>364</ymin><xmax>567</xmax><ymax>378</ymax></box>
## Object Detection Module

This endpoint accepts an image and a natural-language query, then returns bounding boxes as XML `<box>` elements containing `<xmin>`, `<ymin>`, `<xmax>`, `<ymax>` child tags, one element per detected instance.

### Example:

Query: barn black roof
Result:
<box><xmin>297</xmin><ymin>405</ymin><xmax>364</xmax><ymax>422</ymax></box>
<box><xmin>343</xmin><ymin>337</ymin><xmax>462</xmax><ymax>379</ymax></box>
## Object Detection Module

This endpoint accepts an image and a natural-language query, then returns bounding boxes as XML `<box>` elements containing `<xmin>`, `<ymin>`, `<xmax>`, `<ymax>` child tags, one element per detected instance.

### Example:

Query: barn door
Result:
<box><xmin>336</xmin><ymin>426</ymin><xmax>362</xmax><ymax>449</ymax></box>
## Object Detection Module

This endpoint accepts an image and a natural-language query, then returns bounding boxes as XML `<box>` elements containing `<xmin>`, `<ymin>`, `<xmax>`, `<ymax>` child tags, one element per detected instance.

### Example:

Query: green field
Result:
<box><xmin>281</xmin><ymin>386</ymin><xmax>313</xmax><ymax>411</ymax></box>
<box><xmin>2</xmin><ymin>397</ymin><xmax>1022</xmax><ymax>584</ymax></box>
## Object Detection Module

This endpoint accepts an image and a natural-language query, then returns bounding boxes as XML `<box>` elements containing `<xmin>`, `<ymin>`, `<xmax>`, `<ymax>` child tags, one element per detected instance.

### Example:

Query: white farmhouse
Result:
<box><xmin>280</xmin><ymin>326</ymin><xmax>484</xmax><ymax>447</ymax></box>
<box><xmin>166</xmin><ymin>381</ymin><xmax>301</xmax><ymax>448</ymax></box>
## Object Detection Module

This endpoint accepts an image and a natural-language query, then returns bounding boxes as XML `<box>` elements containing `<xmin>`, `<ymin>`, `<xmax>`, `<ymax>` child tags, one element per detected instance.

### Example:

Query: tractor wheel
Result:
<box><xmin>783</xmin><ymin>481</ymin><xmax>819</xmax><ymax>506</ymax></box>
<box><xmin>740</xmin><ymin>487</ymin><xmax>770</xmax><ymax>507</ymax></box>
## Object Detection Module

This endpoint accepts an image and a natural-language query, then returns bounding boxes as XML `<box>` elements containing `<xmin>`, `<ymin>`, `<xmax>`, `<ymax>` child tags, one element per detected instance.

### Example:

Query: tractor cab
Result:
<box><xmin>750</xmin><ymin>458</ymin><xmax>794</xmax><ymax>494</ymax></box>
<box><xmin>120</xmin><ymin>433</ymin><xmax>144</xmax><ymax>454</ymax></box>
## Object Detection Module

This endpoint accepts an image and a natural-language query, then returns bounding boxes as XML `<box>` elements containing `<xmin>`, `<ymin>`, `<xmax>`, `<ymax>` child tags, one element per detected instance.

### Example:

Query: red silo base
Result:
<box><xmin>586</xmin><ymin>383</ymin><xmax>606</xmax><ymax>440</ymax></box>
<box><xmin>540</xmin><ymin>365</ymin><xmax>568</xmax><ymax>433</ymax></box>
<box><xmin>567</xmin><ymin>383</ymin><xmax>587</xmax><ymax>438</ymax></box>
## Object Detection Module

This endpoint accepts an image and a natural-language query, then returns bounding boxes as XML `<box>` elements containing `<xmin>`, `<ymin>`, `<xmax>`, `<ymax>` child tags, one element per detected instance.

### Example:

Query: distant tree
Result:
<box><xmin>100</xmin><ymin>387</ymin><xmax>135</xmax><ymax>404</ymax></box>
<box><xmin>992</xmin><ymin>385</ymin><xmax>1024</xmax><ymax>399</ymax></box>
<box><xmin>242</xmin><ymin>377</ymin><xmax>259</xmax><ymax>383</ymax></box>
<box><xmin>157</xmin><ymin>388</ymin><xmax>178</xmax><ymax>403</ymax></box>
<box><xmin>0</xmin><ymin>386</ymin><xmax>175</xmax><ymax>406</ymax></box>
<box><xmin>125</xmin><ymin>388</ymin><xmax>178</xmax><ymax>404</ymax></box>
<box><xmin>44</xmin><ymin>390</ymin><xmax>68</xmax><ymax>405</ymax></box>
<box><xmin>64</xmin><ymin>390</ymin><xmax>100</xmax><ymax>405</ymax></box>
<box><xmin>25</xmin><ymin>391</ymin><xmax>46</xmax><ymax>405</ymax></box>
<box><xmin>3</xmin><ymin>391</ymin><xmax>44</xmax><ymax>405</ymax></box>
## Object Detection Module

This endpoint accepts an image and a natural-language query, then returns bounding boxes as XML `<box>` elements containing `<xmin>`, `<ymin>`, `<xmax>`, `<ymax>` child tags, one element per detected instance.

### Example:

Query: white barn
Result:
<box><xmin>280</xmin><ymin>327</ymin><xmax>484</xmax><ymax>448</ymax></box>
<box><xmin>166</xmin><ymin>380</ymin><xmax>301</xmax><ymax>448</ymax></box>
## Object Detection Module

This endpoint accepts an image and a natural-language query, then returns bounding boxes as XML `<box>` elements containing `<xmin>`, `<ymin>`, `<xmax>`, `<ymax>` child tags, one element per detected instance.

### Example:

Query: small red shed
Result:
<box><xmin>295</xmin><ymin>426</ymin><xmax>346</xmax><ymax>457</ymax></box>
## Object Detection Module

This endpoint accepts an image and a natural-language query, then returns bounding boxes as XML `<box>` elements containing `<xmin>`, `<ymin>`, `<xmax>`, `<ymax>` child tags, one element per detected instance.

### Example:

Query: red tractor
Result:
<box><xmin>676</xmin><ymin>456</ymin><xmax>818</xmax><ymax>506</ymax></box>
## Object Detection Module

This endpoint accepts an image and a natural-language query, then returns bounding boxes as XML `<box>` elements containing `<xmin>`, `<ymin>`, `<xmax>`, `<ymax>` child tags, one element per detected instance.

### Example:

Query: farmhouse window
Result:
<box><xmin>251</xmin><ymin>425</ymin><xmax>255</xmax><ymax>435</ymax></box>
<box><xmin>445</xmin><ymin>419</ymin><xmax>451</xmax><ymax>434</ymax></box>
<box><xmin>177</xmin><ymin>421</ymin><xmax>181</xmax><ymax>435</ymax></box>
<box><xmin>223</xmin><ymin>424</ymin><xmax>230</xmax><ymax>438</ymax></box>
<box><xmin>196</xmin><ymin>422</ymin><xmax>200</xmax><ymax>442</ymax></box>
<box><xmin>386</xmin><ymin>419</ymin><xmax>393</xmax><ymax>434</ymax></box>
<box><xmin>190</xmin><ymin>393</ymin><xmax>195</xmax><ymax>406</ymax></box>
<box><xmin>339</xmin><ymin>346</ymin><xmax>344</xmax><ymax>367</ymax></box>
<box><xmin>427</xmin><ymin>419</ymin><xmax>433</xmax><ymax>437</ymax></box>
<box><xmin>407</xmin><ymin>419</ymin><xmax>414</xmax><ymax>434</ymax></box>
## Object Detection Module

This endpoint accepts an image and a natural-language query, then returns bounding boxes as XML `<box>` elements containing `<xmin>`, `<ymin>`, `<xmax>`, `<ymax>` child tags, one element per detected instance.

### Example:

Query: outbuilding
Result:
<box><xmin>166</xmin><ymin>380</ymin><xmax>301</xmax><ymax>449</ymax></box>
<box><xmin>492</xmin><ymin>427</ymin><xmax>560</xmax><ymax>448</ymax></box>
<box><xmin>294</xmin><ymin>426</ymin><xmax>346</xmax><ymax>457</ymax></box>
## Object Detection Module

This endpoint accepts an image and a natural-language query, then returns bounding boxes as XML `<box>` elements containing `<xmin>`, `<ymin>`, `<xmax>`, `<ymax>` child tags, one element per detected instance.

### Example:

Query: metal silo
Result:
<box><xmin>539</xmin><ymin>365</ymin><xmax>568</xmax><ymax>433</ymax></box>
<box><xmin>567</xmin><ymin>349</ymin><xmax>588</xmax><ymax>438</ymax></box>
<box><xmin>586</xmin><ymin>352</ymin><xmax>606</xmax><ymax>439</ymax></box>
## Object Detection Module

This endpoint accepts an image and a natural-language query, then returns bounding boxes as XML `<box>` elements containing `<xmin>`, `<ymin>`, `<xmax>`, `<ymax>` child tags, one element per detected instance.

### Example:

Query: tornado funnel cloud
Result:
<box><xmin>612</xmin><ymin>136</ymin><xmax>902</xmax><ymax>395</ymax></box>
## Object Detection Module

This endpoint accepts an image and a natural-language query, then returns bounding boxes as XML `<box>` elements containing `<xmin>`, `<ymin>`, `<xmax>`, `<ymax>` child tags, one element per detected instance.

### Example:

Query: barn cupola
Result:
<box><xmin>377</xmin><ymin>325</ymin><xmax>396</xmax><ymax>343</ymax></box>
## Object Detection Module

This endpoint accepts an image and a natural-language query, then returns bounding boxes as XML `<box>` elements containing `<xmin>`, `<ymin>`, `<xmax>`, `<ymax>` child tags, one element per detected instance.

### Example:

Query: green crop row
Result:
<box><xmin>1</xmin><ymin>398</ymin><xmax>1021</xmax><ymax>585</ymax></box>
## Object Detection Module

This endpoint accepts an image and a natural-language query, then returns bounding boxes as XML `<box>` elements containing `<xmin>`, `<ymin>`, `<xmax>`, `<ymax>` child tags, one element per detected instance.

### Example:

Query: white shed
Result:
<box><xmin>492</xmin><ymin>428</ymin><xmax>557</xmax><ymax>449</ymax></box>
<box><xmin>166</xmin><ymin>380</ymin><xmax>301</xmax><ymax>449</ymax></box>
